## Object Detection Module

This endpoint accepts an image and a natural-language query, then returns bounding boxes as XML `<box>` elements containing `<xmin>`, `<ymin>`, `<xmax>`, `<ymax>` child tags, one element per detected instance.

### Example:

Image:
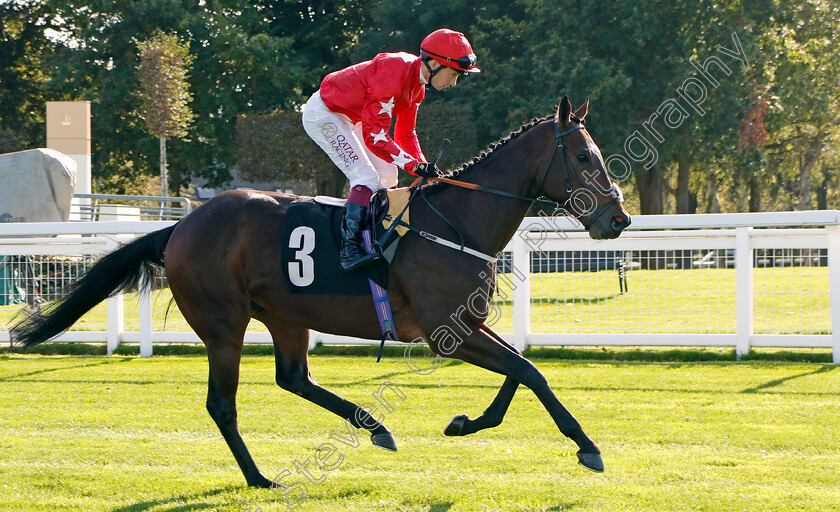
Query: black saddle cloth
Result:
<box><xmin>280</xmin><ymin>196</ymin><xmax>390</xmax><ymax>295</ymax></box>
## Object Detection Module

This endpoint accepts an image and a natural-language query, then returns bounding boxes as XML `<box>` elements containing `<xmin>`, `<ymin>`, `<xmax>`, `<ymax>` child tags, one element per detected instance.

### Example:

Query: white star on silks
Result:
<box><xmin>371</xmin><ymin>129</ymin><xmax>388</xmax><ymax>145</ymax></box>
<box><xmin>378</xmin><ymin>97</ymin><xmax>395</xmax><ymax>117</ymax></box>
<box><xmin>390</xmin><ymin>151</ymin><xmax>413</xmax><ymax>169</ymax></box>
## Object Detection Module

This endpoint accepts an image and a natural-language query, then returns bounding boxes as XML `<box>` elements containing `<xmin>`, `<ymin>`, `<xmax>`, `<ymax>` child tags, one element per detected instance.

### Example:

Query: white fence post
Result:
<box><xmin>826</xmin><ymin>225</ymin><xmax>840</xmax><ymax>364</ymax></box>
<box><xmin>106</xmin><ymin>292</ymin><xmax>124</xmax><ymax>355</ymax></box>
<box><xmin>138</xmin><ymin>282</ymin><xmax>153</xmax><ymax>358</ymax></box>
<box><xmin>735</xmin><ymin>227</ymin><xmax>753</xmax><ymax>358</ymax></box>
<box><xmin>3</xmin><ymin>214</ymin><xmax>840</xmax><ymax>358</ymax></box>
<box><xmin>512</xmin><ymin>233</ymin><xmax>531</xmax><ymax>352</ymax></box>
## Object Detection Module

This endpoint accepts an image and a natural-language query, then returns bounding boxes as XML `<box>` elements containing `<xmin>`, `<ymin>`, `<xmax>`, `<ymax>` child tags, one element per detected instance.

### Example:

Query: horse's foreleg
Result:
<box><xmin>267</xmin><ymin>321</ymin><xmax>397</xmax><ymax>451</ymax></box>
<box><xmin>438</xmin><ymin>327</ymin><xmax>603</xmax><ymax>472</ymax></box>
<box><xmin>445</xmin><ymin>325</ymin><xmax>521</xmax><ymax>436</ymax></box>
<box><xmin>444</xmin><ymin>376</ymin><xmax>519</xmax><ymax>436</ymax></box>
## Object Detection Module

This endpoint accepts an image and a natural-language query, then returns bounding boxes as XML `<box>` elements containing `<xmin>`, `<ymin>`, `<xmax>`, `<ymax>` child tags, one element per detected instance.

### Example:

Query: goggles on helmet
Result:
<box><xmin>420</xmin><ymin>48</ymin><xmax>478</xmax><ymax>74</ymax></box>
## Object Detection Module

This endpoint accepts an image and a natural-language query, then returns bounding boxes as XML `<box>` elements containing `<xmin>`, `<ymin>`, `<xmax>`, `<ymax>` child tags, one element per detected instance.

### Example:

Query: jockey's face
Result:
<box><xmin>428</xmin><ymin>63</ymin><xmax>462</xmax><ymax>91</ymax></box>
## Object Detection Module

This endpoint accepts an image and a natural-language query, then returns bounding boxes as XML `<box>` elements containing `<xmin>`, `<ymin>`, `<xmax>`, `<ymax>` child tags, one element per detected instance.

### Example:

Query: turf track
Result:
<box><xmin>0</xmin><ymin>351</ymin><xmax>838</xmax><ymax>511</ymax></box>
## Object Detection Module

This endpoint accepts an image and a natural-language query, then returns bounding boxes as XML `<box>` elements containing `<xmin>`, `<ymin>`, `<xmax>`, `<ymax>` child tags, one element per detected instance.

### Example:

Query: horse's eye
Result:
<box><xmin>577</xmin><ymin>154</ymin><xmax>588</xmax><ymax>163</ymax></box>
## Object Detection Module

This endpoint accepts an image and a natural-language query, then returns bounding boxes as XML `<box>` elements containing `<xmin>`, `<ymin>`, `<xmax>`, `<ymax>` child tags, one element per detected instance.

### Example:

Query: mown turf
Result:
<box><xmin>2</xmin><ymin>342</ymin><xmax>835</xmax><ymax>364</ymax></box>
<box><xmin>0</xmin><ymin>353</ymin><xmax>838</xmax><ymax>511</ymax></box>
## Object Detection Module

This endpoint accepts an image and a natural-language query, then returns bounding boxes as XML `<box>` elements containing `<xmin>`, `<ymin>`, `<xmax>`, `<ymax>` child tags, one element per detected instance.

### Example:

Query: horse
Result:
<box><xmin>11</xmin><ymin>96</ymin><xmax>630</xmax><ymax>487</ymax></box>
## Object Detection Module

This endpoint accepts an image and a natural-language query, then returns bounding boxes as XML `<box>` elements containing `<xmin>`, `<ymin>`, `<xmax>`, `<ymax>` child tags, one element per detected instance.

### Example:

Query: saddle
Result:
<box><xmin>280</xmin><ymin>188</ymin><xmax>412</xmax><ymax>296</ymax></box>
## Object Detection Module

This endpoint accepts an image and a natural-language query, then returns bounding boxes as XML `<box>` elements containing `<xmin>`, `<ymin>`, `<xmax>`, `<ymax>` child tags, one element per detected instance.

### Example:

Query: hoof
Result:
<box><xmin>371</xmin><ymin>432</ymin><xmax>397</xmax><ymax>451</ymax></box>
<box><xmin>444</xmin><ymin>414</ymin><xmax>469</xmax><ymax>436</ymax></box>
<box><xmin>577</xmin><ymin>450</ymin><xmax>604</xmax><ymax>473</ymax></box>
<box><xmin>249</xmin><ymin>474</ymin><xmax>275</xmax><ymax>488</ymax></box>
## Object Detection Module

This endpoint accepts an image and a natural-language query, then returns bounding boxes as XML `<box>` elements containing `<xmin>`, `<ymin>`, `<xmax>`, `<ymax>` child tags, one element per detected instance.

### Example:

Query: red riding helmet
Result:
<box><xmin>420</xmin><ymin>28</ymin><xmax>480</xmax><ymax>74</ymax></box>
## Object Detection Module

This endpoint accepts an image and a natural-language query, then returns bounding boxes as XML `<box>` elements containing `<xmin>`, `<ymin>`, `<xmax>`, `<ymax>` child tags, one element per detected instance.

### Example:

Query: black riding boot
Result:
<box><xmin>339</xmin><ymin>202</ymin><xmax>382</xmax><ymax>273</ymax></box>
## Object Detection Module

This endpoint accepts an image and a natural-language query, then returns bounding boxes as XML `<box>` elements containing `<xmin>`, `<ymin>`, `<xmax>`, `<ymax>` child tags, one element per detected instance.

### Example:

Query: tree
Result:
<box><xmin>234</xmin><ymin>101</ymin><xmax>479</xmax><ymax>195</ymax></box>
<box><xmin>0</xmin><ymin>0</ymin><xmax>56</xmax><ymax>153</ymax></box>
<box><xmin>236</xmin><ymin>111</ymin><xmax>344</xmax><ymax>196</ymax></box>
<box><xmin>736</xmin><ymin>79</ymin><xmax>770</xmax><ymax>211</ymax></box>
<box><xmin>465</xmin><ymin>0</ymin><xmax>690</xmax><ymax>213</ymax></box>
<box><xmin>37</xmin><ymin>1</ymin><xmax>317</xmax><ymax>193</ymax></box>
<box><xmin>415</xmin><ymin>101</ymin><xmax>479</xmax><ymax>177</ymax></box>
<box><xmin>136</xmin><ymin>30</ymin><xmax>195</xmax><ymax>196</ymax></box>
<box><xmin>6</xmin><ymin>0</ymin><xmax>838</xmax><ymax>211</ymax></box>
<box><xmin>764</xmin><ymin>0</ymin><xmax>840</xmax><ymax>210</ymax></box>
<box><xmin>259</xmin><ymin>0</ymin><xmax>376</xmax><ymax>80</ymax></box>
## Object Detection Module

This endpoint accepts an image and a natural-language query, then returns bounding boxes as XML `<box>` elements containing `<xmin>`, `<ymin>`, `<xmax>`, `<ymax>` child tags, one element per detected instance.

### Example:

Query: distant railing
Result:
<box><xmin>0</xmin><ymin>211</ymin><xmax>839</xmax><ymax>363</ymax></box>
<box><xmin>503</xmin><ymin>211</ymin><xmax>840</xmax><ymax>365</ymax></box>
<box><xmin>72</xmin><ymin>193</ymin><xmax>190</xmax><ymax>221</ymax></box>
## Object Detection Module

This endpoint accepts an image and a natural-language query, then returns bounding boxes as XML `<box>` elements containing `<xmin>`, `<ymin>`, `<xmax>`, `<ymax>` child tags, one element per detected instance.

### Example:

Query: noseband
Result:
<box><xmin>536</xmin><ymin>119</ymin><xmax>622</xmax><ymax>226</ymax></box>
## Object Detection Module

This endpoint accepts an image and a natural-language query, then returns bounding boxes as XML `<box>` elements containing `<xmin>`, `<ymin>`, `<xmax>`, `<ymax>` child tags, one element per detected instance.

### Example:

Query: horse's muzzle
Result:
<box><xmin>590</xmin><ymin>212</ymin><xmax>631</xmax><ymax>240</ymax></box>
<box><xmin>611</xmin><ymin>214</ymin><xmax>631</xmax><ymax>233</ymax></box>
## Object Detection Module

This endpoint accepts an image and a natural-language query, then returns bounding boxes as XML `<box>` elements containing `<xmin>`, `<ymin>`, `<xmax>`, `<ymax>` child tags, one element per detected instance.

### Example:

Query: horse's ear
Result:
<box><xmin>574</xmin><ymin>97</ymin><xmax>590</xmax><ymax>121</ymax></box>
<box><xmin>558</xmin><ymin>96</ymin><xmax>572</xmax><ymax>125</ymax></box>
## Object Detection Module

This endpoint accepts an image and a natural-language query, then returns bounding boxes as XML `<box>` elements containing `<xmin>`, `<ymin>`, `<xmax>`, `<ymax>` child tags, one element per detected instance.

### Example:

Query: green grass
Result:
<box><xmin>0</xmin><ymin>353</ymin><xmax>838</xmax><ymax>511</ymax></box>
<box><xmin>4</xmin><ymin>343</ymin><xmax>835</xmax><ymax>364</ymax></box>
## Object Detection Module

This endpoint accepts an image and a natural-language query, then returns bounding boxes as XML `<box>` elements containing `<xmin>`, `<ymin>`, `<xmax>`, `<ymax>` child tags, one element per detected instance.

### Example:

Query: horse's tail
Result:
<box><xmin>10</xmin><ymin>224</ymin><xmax>177</xmax><ymax>350</ymax></box>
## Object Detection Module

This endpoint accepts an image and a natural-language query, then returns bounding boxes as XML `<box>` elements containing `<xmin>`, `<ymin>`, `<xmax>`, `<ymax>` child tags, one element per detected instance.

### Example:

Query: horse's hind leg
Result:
<box><xmin>260</xmin><ymin>315</ymin><xmax>397</xmax><ymax>451</ymax></box>
<box><xmin>206</xmin><ymin>341</ymin><xmax>273</xmax><ymax>487</ymax></box>
<box><xmin>174</xmin><ymin>292</ymin><xmax>273</xmax><ymax>487</ymax></box>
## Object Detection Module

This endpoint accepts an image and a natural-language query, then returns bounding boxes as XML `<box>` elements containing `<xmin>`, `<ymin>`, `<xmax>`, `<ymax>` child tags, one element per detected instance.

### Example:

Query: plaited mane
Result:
<box><xmin>419</xmin><ymin>112</ymin><xmax>584</xmax><ymax>193</ymax></box>
<box><xmin>446</xmin><ymin>115</ymin><xmax>553</xmax><ymax>179</ymax></box>
<box><xmin>416</xmin><ymin>115</ymin><xmax>552</xmax><ymax>195</ymax></box>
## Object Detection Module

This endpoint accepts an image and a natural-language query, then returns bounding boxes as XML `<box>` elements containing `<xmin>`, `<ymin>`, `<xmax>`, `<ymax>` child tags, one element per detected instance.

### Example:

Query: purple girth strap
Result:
<box><xmin>361</xmin><ymin>230</ymin><xmax>397</xmax><ymax>362</ymax></box>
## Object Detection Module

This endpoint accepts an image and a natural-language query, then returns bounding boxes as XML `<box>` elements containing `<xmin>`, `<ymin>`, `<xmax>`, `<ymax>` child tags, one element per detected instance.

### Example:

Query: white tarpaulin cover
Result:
<box><xmin>0</xmin><ymin>148</ymin><xmax>76</xmax><ymax>223</ymax></box>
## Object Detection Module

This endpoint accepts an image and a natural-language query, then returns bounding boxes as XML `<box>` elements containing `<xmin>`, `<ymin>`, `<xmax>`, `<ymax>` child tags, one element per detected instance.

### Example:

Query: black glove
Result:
<box><xmin>414</xmin><ymin>162</ymin><xmax>441</xmax><ymax>178</ymax></box>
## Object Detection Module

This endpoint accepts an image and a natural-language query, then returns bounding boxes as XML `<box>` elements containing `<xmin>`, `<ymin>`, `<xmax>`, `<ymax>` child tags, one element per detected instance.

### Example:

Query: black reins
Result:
<box><xmin>402</xmin><ymin>117</ymin><xmax>624</xmax><ymax>257</ymax></box>
<box><xmin>425</xmin><ymin>118</ymin><xmax>622</xmax><ymax>220</ymax></box>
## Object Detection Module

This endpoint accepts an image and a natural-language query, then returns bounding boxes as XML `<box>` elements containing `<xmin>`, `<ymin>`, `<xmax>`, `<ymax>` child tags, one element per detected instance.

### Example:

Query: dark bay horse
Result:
<box><xmin>11</xmin><ymin>96</ymin><xmax>630</xmax><ymax>486</ymax></box>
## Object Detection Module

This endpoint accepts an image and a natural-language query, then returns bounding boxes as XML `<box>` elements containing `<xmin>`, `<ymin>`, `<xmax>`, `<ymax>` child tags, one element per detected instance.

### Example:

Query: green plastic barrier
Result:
<box><xmin>0</xmin><ymin>256</ymin><xmax>26</xmax><ymax>306</ymax></box>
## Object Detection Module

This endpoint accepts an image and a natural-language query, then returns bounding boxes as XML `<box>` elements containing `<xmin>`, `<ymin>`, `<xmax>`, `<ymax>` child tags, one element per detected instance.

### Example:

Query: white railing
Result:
<box><xmin>1</xmin><ymin>212</ymin><xmax>839</xmax><ymax>363</ymax></box>
<box><xmin>507</xmin><ymin>211</ymin><xmax>840</xmax><ymax>365</ymax></box>
<box><xmin>72</xmin><ymin>193</ymin><xmax>191</xmax><ymax>221</ymax></box>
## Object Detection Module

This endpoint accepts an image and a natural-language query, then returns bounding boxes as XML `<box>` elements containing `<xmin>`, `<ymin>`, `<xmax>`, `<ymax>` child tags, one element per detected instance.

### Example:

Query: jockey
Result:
<box><xmin>302</xmin><ymin>28</ymin><xmax>480</xmax><ymax>273</ymax></box>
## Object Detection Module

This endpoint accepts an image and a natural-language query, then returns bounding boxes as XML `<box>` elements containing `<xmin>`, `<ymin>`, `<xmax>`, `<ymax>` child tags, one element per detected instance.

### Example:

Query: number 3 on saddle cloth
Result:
<box><xmin>280</xmin><ymin>189</ymin><xmax>411</xmax><ymax>358</ymax></box>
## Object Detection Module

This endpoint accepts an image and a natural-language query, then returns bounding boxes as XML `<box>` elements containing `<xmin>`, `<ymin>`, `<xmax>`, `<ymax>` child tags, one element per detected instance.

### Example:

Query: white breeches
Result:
<box><xmin>302</xmin><ymin>91</ymin><xmax>398</xmax><ymax>192</ymax></box>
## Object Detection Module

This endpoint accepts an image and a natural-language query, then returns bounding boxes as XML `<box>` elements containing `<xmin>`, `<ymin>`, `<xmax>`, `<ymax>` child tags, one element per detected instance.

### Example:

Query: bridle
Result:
<box><xmin>536</xmin><ymin>118</ymin><xmax>623</xmax><ymax>226</ymax></box>
<box><xmin>394</xmin><ymin>117</ymin><xmax>625</xmax><ymax>264</ymax></box>
<box><xmin>419</xmin><ymin>117</ymin><xmax>623</xmax><ymax>225</ymax></box>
